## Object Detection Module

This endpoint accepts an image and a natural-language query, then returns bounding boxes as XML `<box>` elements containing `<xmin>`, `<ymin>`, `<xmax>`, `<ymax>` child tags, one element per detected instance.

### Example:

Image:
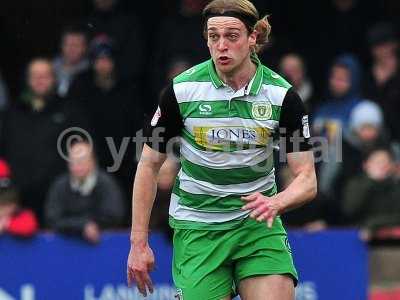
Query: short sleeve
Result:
<box><xmin>279</xmin><ymin>88</ymin><xmax>312</xmax><ymax>153</ymax></box>
<box><xmin>144</xmin><ymin>83</ymin><xmax>183</xmax><ymax>153</ymax></box>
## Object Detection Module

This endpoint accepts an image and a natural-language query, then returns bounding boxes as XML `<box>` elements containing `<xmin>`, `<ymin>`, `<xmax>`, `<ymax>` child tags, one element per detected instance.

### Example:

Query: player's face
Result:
<box><xmin>207</xmin><ymin>17</ymin><xmax>256</xmax><ymax>75</ymax></box>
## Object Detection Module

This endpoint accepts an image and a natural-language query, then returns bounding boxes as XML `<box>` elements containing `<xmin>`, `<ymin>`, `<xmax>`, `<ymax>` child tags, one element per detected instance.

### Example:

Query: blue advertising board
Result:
<box><xmin>0</xmin><ymin>229</ymin><xmax>367</xmax><ymax>300</ymax></box>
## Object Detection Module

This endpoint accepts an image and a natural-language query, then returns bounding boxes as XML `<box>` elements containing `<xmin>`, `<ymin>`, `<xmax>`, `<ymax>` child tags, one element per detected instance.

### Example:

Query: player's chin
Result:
<box><xmin>216</xmin><ymin>61</ymin><xmax>235</xmax><ymax>73</ymax></box>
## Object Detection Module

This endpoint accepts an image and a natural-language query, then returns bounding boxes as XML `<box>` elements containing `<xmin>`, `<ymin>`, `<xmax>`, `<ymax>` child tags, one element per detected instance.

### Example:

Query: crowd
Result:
<box><xmin>0</xmin><ymin>0</ymin><xmax>400</xmax><ymax>243</ymax></box>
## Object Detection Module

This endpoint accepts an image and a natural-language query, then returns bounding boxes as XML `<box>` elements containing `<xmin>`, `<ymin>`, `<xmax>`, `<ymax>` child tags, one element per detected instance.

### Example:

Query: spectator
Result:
<box><xmin>341</xmin><ymin>101</ymin><xmax>387</xmax><ymax>186</ymax></box>
<box><xmin>296</xmin><ymin>0</ymin><xmax>379</xmax><ymax>87</ymax></box>
<box><xmin>342</xmin><ymin>146</ymin><xmax>400</xmax><ymax>240</ymax></box>
<box><xmin>165</xmin><ymin>57</ymin><xmax>191</xmax><ymax>83</ymax></box>
<box><xmin>0</xmin><ymin>71</ymin><xmax>9</xmax><ymax>110</ymax></box>
<box><xmin>364</xmin><ymin>22</ymin><xmax>400</xmax><ymax>141</ymax></box>
<box><xmin>0</xmin><ymin>159</ymin><xmax>38</xmax><ymax>237</ymax></box>
<box><xmin>279</xmin><ymin>53</ymin><xmax>315</xmax><ymax>110</ymax></box>
<box><xmin>53</xmin><ymin>25</ymin><xmax>89</xmax><ymax>98</ymax></box>
<box><xmin>313</xmin><ymin>54</ymin><xmax>362</xmax><ymax>140</ymax></box>
<box><xmin>86</xmin><ymin>0</ymin><xmax>145</xmax><ymax>83</ymax></box>
<box><xmin>68</xmin><ymin>36</ymin><xmax>143</xmax><ymax>207</ymax></box>
<box><xmin>312</xmin><ymin>54</ymin><xmax>363</xmax><ymax>224</ymax></box>
<box><xmin>323</xmin><ymin>101</ymin><xmax>389</xmax><ymax>223</ymax></box>
<box><xmin>46</xmin><ymin>140</ymin><xmax>124</xmax><ymax>243</ymax></box>
<box><xmin>0</xmin><ymin>58</ymin><xmax>89</xmax><ymax>224</ymax></box>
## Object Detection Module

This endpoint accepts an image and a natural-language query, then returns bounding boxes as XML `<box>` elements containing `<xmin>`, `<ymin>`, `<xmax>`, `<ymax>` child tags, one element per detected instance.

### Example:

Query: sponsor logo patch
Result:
<box><xmin>199</xmin><ymin>104</ymin><xmax>212</xmax><ymax>115</ymax></box>
<box><xmin>302</xmin><ymin>115</ymin><xmax>311</xmax><ymax>138</ymax></box>
<box><xmin>185</xmin><ymin>67</ymin><xmax>196</xmax><ymax>75</ymax></box>
<box><xmin>193</xmin><ymin>126</ymin><xmax>271</xmax><ymax>150</ymax></box>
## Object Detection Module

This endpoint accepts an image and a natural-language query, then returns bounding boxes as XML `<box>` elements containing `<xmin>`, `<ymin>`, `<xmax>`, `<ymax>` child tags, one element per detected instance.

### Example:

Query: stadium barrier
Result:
<box><xmin>0</xmin><ymin>229</ymin><xmax>367</xmax><ymax>300</ymax></box>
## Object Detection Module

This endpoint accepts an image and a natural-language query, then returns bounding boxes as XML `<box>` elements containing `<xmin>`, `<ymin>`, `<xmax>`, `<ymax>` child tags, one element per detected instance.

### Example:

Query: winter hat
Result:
<box><xmin>349</xmin><ymin>100</ymin><xmax>383</xmax><ymax>132</ymax></box>
<box><xmin>90</xmin><ymin>34</ymin><xmax>115</xmax><ymax>60</ymax></box>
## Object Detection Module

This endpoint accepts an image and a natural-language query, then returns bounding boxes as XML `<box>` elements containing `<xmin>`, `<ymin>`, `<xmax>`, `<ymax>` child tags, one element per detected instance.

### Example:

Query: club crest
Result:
<box><xmin>251</xmin><ymin>101</ymin><xmax>272</xmax><ymax>121</ymax></box>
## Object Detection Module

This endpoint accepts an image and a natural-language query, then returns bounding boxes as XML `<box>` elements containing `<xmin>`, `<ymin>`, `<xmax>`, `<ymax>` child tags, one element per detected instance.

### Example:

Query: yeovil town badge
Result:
<box><xmin>251</xmin><ymin>101</ymin><xmax>272</xmax><ymax>121</ymax></box>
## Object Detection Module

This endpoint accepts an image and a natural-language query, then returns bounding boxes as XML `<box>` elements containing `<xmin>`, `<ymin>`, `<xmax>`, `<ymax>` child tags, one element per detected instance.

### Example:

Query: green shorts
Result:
<box><xmin>172</xmin><ymin>216</ymin><xmax>298</xmax><ymax>300</ymax></box>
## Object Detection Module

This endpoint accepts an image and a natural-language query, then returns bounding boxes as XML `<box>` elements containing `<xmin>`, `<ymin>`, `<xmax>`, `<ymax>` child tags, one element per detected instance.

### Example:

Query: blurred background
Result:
<box><xmin>0</xmin><ymin>0</ymin><xmax>400</xmax><ymax>299</ymax></box>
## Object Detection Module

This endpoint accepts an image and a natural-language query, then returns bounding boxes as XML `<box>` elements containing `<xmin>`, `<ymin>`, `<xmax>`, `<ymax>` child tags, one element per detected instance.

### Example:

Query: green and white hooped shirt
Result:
<box><xmin>146</xmin><ymin>54</ymin><xmax>311</xmax><ymax>230</ymax></box>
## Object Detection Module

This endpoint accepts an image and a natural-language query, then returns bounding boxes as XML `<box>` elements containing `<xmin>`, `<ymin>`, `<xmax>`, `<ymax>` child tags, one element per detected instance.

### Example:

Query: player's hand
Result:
<box><xmin>241</xmin><ymin>192</ymin><xmax>283</xmax><ymax>228</ymax></box>
<box><xmin>127</xmin><ymin>242</ymin><xmax>155</xmax><ymax>297</ymax></box>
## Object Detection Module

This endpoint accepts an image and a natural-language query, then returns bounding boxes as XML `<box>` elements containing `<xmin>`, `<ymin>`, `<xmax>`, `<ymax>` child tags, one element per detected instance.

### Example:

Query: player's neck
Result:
<box><xmin>217</xmin><ymin>57</ymin><xmax>256</xmax><ymax>91</ymax></box>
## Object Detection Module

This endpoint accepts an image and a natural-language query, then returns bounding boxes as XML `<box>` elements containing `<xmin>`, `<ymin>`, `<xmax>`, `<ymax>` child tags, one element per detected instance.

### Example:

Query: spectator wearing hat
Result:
<box><xmin>85</xmin><ymin>0</ymin><xmax>145</xmax><ymax>84</ymax></box>
<box><xmin>45</xmin><ymin>140</ymin><xmax>124</xmax><ymax>243</ymax></box>
<box><xmin>319</xmin><ymin>100</ymin><xmax>390</xmax><ymax>224</ymax></box>
<box><xmin>313</xmin><ymin>54</ymin><xmax>363</xmax><ymax>140</ymax></box>
<box><xmin>53</xmin><ymin>25</ymin><xmax>90</xmax><ymax>98</ymax></box>
<box><xmin>68</xmin><ymin>37</ymin><xmax>143</xmax><ymax>219</ymax></box>
<box><xmin>0</xmin><ymin>159</ymin><xmax>38</xmax><ymax>237</ymax></box>
<box><xmin>364</xmin><ymin>22</ymin><xmax>400</xmax><ymax>141</ymax></box>
<box><xmin>339</xmin><ymin>101</ymin><xmax>388</xmax><ymax>195</ymax></box>
<box><xmin>312</xmin><ymin>55</ymin><xmax>363</xmax><ymax>224</ymax></box>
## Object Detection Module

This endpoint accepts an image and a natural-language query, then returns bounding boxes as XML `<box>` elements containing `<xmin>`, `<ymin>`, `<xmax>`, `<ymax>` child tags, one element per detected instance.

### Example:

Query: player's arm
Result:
<box><xmin>127</xmin><ymin>144</ymin><xmax>165</xmax><ymax>296</ymax></box>
<box><xmin>275</xmin><ymin>87</ymin><xmax>317</xmax><ymax>212</ymax></box>
<box><xmin>131</xmin><ymin>145</ymin><xmax>167</xmax><ymax>243</ymax></box>
<box><xmin>279</xmin><ymin>150</ymin><xmax>316</xmax><ymax>212</ymax></box>
<box><xmin>242</xmin><ymin>88</ymin><xmax>317</xmax><ymax>227</ymax></box>
<box><xmin>127</xmin><ymin>83</ymin><xmax>183</xmax><ymax>296</ymax></box>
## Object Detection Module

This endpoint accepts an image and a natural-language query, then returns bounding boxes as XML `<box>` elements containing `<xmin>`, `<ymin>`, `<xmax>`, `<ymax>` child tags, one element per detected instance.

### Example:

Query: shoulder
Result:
<box><xmin>279</xmin><ymin>88</ymin><xmax>307</xmax><ymax>120</ymax></box>
<box><xmin>95</xmin><ymin>171</ymin><xmax>123</xmax><ymax>195</ymax></box>
<box><xmin>97</xmin><ymin>170</ymin><xmax>119</xmax><ymax>187</ymax></box>
<box><xmin>50</xmin><ymin>173</ymin><xmax>69</xmax><ymax>190</ymax></box>
<box><xmin>171</xmin><ymin>60</ymin><xmax>213</xmax><ymax>102</ymax></box>
<box><xmin>173</xmin><ymin>60</ymin><xmax>211</xmax><ymax>85</ymax></box>
<box><xmin>257</xmin><ymin>65</ymin><xmax>292</xmax><ymax>107</ymax></box>
<box><xmin>261</xmin><ymin>65</ymin><xmax>292</xmax><ymax>89</ymax></box>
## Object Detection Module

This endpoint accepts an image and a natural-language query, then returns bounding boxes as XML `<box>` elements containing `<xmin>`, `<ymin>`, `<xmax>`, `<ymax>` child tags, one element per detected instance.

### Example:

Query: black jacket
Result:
<box><xmin>45</xmin><ymin>170</ymin><xmax>125</xmax><ymax>234</ymax></box>
<box><xmin>0</xmin><ymin>95</ymin><xmax>89</xmax><ymax>223</ymax></box>
<box><xmin>68</xmin><ymin>71</ymin><xmax>143</xmax><ymax>204</ymax></box>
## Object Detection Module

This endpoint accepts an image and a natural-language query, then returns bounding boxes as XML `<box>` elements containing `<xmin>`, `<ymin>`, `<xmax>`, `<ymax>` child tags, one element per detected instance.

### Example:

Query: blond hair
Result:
<box><xmin>203</xmin><ymin>0</ymin><xmax>271</xmax><ymax>53</ymax></box>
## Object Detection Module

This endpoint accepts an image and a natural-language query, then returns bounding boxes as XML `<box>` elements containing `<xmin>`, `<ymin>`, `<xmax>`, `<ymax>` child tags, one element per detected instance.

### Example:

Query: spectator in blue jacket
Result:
<box><xmin>313</xmin><ymin>54</ymin><xmax>363</xmax><ymax>142</ymax></box>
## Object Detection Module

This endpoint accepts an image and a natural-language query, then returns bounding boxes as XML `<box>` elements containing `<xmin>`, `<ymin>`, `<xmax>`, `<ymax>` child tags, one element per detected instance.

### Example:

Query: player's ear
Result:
<box><xmin>248</xmin><ymin>30</ymin><xmax>257</xmax><ymax>47</ymax></box>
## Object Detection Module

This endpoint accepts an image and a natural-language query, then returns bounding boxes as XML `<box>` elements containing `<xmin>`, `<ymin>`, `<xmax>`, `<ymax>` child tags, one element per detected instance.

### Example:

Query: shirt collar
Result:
<box><xmin>70</xmin><ymin>169</ymin><xmax>98</xmax><ymax>196</ymax></box>
<box><xmin>207</xmin><ymin>52</ymin><xmax>264</xmax><ymax>96</ymax></box>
